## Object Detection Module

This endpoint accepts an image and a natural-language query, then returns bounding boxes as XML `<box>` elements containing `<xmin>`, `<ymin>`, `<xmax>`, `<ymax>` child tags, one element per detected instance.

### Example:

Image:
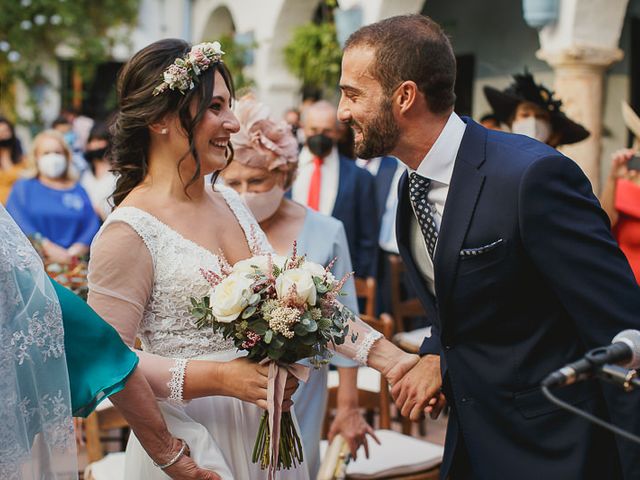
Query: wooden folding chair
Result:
<box><xmin>318</xmin><ymin>430</ymin><xmax>443</xmax><ymax>479</ymax></box>
<box><xmin>388</xmin><ymin>254</ymin><xmax>426</xmax><ymax>334</ymax></box>
<box><xmin>355</xmin><ymin>276</ymin><xmax>377</xmax><ymax>318</ymax></box>
<box><xmin>83</xmin><ymin>400</ymin><xmax>129</xmax><ymax>480</ymax></box>
<box><xmin>325</xmin><ymin>313</ymin><xmax>394</xmax><ymax>436</ymax></box>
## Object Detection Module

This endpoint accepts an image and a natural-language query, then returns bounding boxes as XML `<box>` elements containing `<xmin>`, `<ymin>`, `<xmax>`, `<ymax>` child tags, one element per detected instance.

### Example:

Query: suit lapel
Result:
<box><xmin>434</xmin><ymin>119</ymin><xmax>487</xmax><ymax>315</ymax></box>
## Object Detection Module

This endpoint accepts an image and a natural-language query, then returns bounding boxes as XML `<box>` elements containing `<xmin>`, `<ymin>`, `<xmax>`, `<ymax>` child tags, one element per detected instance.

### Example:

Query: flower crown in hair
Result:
<box><xmin>153</xmin><ymin>41</ymin><xmax>225</xmax><ymax>96</ymax></box>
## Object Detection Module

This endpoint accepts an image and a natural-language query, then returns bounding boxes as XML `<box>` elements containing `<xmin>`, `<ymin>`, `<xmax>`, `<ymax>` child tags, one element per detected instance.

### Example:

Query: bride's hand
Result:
<box><xmin>222</xmin><ymin>358</ymin><xmax>299</xmax><ymax>410</ymax></box>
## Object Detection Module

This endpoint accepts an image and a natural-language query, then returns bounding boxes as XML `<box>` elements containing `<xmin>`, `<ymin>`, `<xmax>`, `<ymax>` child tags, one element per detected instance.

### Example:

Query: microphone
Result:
<box><xmin>542</xmin><ymin>330</ymin><xmax>640</xmax><ymax>388</ymax></box>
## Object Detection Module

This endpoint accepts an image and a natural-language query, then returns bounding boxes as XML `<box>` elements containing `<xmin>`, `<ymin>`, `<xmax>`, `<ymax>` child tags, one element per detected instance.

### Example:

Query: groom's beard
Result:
<box><xmin>352</xmin><ymin>97</ymin><xmax>400</xmax><ymax>159</ymax></box>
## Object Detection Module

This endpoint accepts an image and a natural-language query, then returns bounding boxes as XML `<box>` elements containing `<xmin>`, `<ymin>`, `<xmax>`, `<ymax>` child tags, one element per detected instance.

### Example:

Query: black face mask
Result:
<box><xmin>306</xmin><ymin>134</ymin><xmax>333</xmax><ymax>158</ymax></box>
<box><xmin>0</xmin><ymin>137</ymin><xmax>15</xmax><ymax>148</ymax></box>
<box><xmin>84</xmin><ymin>147</ymin><xmax>107</xmax><ymax>163</ymax></box>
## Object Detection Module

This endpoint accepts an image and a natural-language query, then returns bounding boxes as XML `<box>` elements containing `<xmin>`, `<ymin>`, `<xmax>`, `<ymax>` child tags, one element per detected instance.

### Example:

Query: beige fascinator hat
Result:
<box><xmin>232</xmin><ymin>94</ymin><xmax>299</xmax><ymax>173</ymax></box>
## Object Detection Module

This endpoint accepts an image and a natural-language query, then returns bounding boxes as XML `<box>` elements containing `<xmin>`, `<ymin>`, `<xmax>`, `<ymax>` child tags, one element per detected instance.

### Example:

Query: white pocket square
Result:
<box><xmin>460</xmin><ymin>238</ymin><xmax>504</xmax><ymax>257</ymax></box>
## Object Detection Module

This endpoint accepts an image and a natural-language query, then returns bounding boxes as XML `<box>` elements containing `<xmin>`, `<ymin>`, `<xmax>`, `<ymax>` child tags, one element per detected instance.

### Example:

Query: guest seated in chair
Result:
<box><xmin>7</xmin><ymin>129</ymin><xmax>101</xmax><ymax>264</ymax></box>
<box><xmin>0</xmin><ymin>116</ymin><xmax>26</xmax><ymax>205</ymax></box>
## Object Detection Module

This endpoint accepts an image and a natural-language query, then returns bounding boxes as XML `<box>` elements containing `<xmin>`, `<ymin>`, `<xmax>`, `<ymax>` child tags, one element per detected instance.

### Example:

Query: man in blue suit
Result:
<box><xmin>338</xmin><ymin>14</ymin><xmax>640</xmax><ymax>480</ymax></box>
<box><xmin>357</xmin><ymin>155</ymin><xmax>413</xmax><ymax>315</ymax></box>
<box><xmin>291</xmin><ymin>100</ymin><xmax>379</xmax><ymax>278</ymax></box>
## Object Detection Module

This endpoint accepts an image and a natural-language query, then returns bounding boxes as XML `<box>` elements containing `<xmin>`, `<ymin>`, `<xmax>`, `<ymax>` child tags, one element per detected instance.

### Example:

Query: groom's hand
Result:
<box><xmin>391</xmin><ymin>354</ymin><xmax>442</xmax><ymax>421</ymax></box>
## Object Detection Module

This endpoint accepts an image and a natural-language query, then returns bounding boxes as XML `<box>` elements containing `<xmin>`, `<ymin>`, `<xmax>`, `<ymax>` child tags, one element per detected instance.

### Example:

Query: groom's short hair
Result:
<box><xmin>344</xmin><ymin>14</ymin><xmax>456</xmax><ymax>115</ymax></box>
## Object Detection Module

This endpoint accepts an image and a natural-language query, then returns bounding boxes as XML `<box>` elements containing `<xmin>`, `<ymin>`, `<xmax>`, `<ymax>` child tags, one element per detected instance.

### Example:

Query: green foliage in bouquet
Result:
<box><xmin>190</xmin><ymin>257</ymin><xmax>354</xmax><ymax>366</ymax></box>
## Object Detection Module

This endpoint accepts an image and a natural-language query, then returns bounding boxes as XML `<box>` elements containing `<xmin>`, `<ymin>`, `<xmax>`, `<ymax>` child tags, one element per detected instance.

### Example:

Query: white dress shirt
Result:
<box><xmin>357</xmin><ymin>157</ymin><xmax>406</xmax><ymax>253</ymax></box>
<box><xmin>292</xmin><ymin>146</ymin><xmax>340</xmax><ymax>216</ymax></box>
<box><xmin>408</xmin><ymin>112</ymin><xmax>466</xmax><ymax>295</ymax></box>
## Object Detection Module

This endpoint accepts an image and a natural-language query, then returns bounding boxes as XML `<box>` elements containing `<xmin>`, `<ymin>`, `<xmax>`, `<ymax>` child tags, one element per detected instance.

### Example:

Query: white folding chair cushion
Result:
<box><xmin>84</xmin><ymin>452</ymin><xmax>126</xmax><ymax>480</ymax></box>
<box><xmin>320</xmin><ymin>429</ymin><xmax>443</xmax><ymax>479</ymax></box>
<box><xmin>393</xmin><ymin>326</ymin><xmax>432</xmax><ymax>351</ymax></box>
<box><xmin>327</xmin><ymin>366</ymin><xmax>381</xmax><ymax>393</ymax></box>
<box><xmin>94</xmin><ymin>398</ymin><xmax>114</xmax><ymax>412</ymax></box>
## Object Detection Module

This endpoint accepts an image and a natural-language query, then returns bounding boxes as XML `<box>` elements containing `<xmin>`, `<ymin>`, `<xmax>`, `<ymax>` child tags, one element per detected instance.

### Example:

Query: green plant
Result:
<box><xmin>219</xmin><ymin>33</ymin><xmax>256</xmax><ymax>92</ymax></box>
<box><xmin>283</xmin><ymin>20</ymin><xmax>342</xmax><ymax>97</ymax></box>
<box><xmin>0</xmin><ymin>0</ymin><xmax>140</xmax><ymax>128</ymax></box>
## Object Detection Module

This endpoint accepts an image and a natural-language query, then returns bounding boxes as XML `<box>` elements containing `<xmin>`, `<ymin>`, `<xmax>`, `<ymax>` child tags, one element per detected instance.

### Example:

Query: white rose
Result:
<box><xmin>210</xmin><ymin>273</ymin><xmax>255</xmax><ymax>323</ymax></box>
<box><xmin>300</xmin><ymin>260</ymin><xmax>335</xmax><ymax>283</ymax></box>
<box><xmin>233</xmin><ymin>254</ymin><xmax>287</xmax><ymax>275</ymax></box>
<box><xmin>276</xmin><ymin>268</ymin><xmax>317</xmax><ymax>306</ymax></box>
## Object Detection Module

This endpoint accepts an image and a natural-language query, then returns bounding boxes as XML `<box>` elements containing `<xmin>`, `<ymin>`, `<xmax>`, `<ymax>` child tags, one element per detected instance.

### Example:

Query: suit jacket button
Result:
<box><xmin>444</xmin><ymin>345</ymin><xmax>452</xmax><ymax>351</ymax></box>
<box><xmin>461</xmin><ymin>397</ymin><xmax>468</xmax><ymax>403</ymax></box>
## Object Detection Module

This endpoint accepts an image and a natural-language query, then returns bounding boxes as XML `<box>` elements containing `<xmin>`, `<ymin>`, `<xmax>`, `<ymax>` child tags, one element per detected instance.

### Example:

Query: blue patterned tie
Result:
<box><xmin>409</xmin><ymin>172</ymin><xmax>438</xmax><ymax>259</ymax></box>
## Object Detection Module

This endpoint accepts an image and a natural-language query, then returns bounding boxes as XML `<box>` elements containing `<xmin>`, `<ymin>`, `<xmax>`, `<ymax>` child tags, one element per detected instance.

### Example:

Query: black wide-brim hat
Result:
<box><xmin>483</xmin><ymin>72</ymin><xmax>590</xmax><ymax>146</ymax></box>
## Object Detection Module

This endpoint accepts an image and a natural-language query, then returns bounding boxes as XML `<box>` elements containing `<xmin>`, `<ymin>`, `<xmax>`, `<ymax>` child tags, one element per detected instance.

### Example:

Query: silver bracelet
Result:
<box><xmin>153</xmin><ymin>438</ymin><xmax>188</xmax><ymax>470</ymax></box>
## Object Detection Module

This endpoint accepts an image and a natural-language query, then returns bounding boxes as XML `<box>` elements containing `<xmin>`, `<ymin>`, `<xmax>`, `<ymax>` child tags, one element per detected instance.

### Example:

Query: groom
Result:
<box><xmin>339</xmin><ymin>14</ymin><xmax>640</xmax><ymax>480</ymax></box>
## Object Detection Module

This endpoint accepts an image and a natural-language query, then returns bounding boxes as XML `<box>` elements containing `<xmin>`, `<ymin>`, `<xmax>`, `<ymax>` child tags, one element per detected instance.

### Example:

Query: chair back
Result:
<box><xmin>388</xmin><ymin>254</ymin><xmax>426</xmax><ymax>332</ymax></box>
<box><xmin>84</xmin><ymin>401</ymin><xmax>129</xmax><ymax>463</ymax></box>
<box><xmin>324</xmin><ymin>313</ymin><xmax>394</xmax><ymax>435</ymax></box>
<box><xmin>355</xmin><ymin>276</ymin><xmax>376</xmax><ymax>318</ymax></box>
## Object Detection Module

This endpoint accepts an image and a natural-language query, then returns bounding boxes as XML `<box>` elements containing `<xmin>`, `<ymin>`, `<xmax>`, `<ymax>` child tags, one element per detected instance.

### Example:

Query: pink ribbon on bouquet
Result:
<box><xmin>263</xmin><ymin>359</ymin><xmax>310</xmax><ymax>479</ymax></box>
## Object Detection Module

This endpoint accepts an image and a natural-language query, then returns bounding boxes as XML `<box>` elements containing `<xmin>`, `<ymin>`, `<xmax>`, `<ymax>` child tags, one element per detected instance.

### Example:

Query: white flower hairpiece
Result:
<box><xmin>153</xmin><ymin>41</ymin><xmax>225</xmax><ymax>96</ymax></box>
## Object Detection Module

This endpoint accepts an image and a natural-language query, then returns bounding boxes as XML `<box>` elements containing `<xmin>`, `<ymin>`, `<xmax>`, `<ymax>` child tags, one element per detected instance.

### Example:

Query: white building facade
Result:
<box><xmin>21</xmin><ymin>0</ymin><xmax>640</xmax><ymax>189</ymax></box>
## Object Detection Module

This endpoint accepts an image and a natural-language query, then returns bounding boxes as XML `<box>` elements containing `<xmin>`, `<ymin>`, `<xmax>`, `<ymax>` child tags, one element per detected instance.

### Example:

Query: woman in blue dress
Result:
<box><xmin>6</xmin><ymin>129</ymin><xmax>101</xmax><ymax>265</ymax></box>
<box><xmin>221</xmin><ymin>94</ymin><xmax>377</xmax><ymax>478</ymax></box>
<box><xmin>0</xmin><ymin>203</ymin><xmax>220</xmax><ymax>480</ymax></box>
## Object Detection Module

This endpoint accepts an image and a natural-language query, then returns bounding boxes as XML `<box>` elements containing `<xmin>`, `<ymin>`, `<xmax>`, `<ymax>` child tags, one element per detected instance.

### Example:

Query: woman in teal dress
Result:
<box><xmin>0</xmin><ymin>203</ymin><xmax>219</xmax><ymax>480</ymax></box>
<box><xmin>221</xmin><ymin>94</ymin><xmax>376</xmax><ymax>478</ymax></box>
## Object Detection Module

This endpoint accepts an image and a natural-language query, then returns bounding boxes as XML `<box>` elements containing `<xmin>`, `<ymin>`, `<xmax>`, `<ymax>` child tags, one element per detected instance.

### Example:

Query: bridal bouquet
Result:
<box><xmin>190</xmin><ymin>243</ymin><xmax>355</xmax><ymax>474</ymax></box>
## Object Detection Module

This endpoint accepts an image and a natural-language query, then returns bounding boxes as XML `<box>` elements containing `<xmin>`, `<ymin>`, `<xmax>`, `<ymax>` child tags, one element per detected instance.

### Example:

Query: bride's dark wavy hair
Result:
<box><xmin>110</xmin><ymin>38</ymin><xmax>235</xmax><ymax>206</ymax></box>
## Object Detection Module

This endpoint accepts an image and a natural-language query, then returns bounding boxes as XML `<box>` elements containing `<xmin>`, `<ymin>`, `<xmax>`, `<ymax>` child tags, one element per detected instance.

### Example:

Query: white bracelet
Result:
<box><xmin>153</xmin><ymin>439</ymin><xmax>188</xmax><ymax>470</ymax></box>
<box><xmin>168</xmin><ymin>358</ymin><xmax>188</xmax><ymax>405</ymax></box>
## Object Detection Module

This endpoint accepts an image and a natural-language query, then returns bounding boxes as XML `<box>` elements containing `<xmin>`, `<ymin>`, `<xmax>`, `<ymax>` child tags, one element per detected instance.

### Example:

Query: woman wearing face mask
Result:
<box><xmin>484</xmin><ymin>71</ymin><xmax>589</xmax><ymax>147</ymax></box>
<box><xmin>221</xmin><ymin>95</ymin><xmax>377</xmax><ymax>479</ymax></box>
<box><xmin>6</xmin><ymin>129</ymin><xmax>101</xmax><ymax>264</ymax></box>
<box><xmin>0</xmin><ymin>116</ymin><xmax>25</xmax><ymax>204</ymax></box>
<box><xmin>80</xmin><ymin>122</ymin><xmax>117</xmax><ymax>220</ymax></box>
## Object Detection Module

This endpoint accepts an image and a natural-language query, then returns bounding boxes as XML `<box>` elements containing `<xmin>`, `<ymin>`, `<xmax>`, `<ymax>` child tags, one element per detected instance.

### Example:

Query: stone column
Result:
<box><xmin>537</xmin><ymin>47</ymin><xmax>623</xmax><ymax>192</ymax></box>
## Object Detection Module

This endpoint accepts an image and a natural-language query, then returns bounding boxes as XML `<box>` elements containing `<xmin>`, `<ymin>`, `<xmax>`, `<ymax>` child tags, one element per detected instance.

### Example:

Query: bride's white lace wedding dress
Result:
<box><xmin>87</xmin><ymin>185</ymin><xmax>309</xmax><ymax>479</ymax></box>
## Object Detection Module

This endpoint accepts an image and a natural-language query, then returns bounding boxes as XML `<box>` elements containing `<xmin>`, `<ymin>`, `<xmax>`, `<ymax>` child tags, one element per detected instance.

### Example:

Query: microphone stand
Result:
<box><xmin>541</xmin><ymin>366</ymin><xmax>640</xmax><ymax>445</ymax></box>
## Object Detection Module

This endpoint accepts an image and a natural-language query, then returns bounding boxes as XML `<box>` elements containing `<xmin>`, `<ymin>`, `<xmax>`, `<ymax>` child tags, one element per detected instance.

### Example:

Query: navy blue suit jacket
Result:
<box><xmin>396</xmin><ymin>118</ymin><xmax>640</xmax><ymax>479</ymax></box>
<box><xmin>332</xmin><ymin>155</ymin><xmax>379</xmax><ymax>278</ymax></box>
<box><xmin>372</xmin><ymin>156</ymin><xmax>398</xmax><ymax>225</ymax></box>
<box><xmin>287</xmin><ymin>154</ymin><xmax>379</xmax><ymax>278</ymax></box>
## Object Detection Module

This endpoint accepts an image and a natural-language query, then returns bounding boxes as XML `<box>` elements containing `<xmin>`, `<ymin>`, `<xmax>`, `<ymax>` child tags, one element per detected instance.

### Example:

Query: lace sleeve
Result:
<box><xmin>88</xmin><ymin>222</ymin><xmax>187</xmax><ymax>401</ymax></box>
<box><xmin>334</xmin><ymin>314</ymin><xmax>384</xmax><ymax>366</ymax></box>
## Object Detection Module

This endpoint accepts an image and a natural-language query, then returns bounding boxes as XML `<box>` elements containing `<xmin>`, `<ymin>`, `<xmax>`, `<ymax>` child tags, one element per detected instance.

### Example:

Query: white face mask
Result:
<box><xmin>511</xmin><ymin>116</ymin><xmax>551</xmax><ymax>144</ymax></box>
<box><xmin>37</xmin><ymin>153</ymin><xmax>67</xmax><ymax>178</ymax></box>
<box><xmin>241</xmin><ymin>185</ymin><xmax>285</xmax><ymax>222</ymax></box>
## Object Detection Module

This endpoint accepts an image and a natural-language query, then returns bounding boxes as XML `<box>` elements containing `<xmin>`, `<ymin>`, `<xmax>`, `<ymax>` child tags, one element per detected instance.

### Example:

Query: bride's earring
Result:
<box><xmin>161</xmin><ymin>128</ymin><xmax>168</xmax><ymax>134</ymax></box>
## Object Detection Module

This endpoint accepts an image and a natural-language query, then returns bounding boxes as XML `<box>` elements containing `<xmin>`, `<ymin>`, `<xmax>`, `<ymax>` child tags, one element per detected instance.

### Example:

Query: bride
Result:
<box><xmin>87</xmin><ymin>38</ymin><xmax>419</xmax><ymax>479</ymax></box>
